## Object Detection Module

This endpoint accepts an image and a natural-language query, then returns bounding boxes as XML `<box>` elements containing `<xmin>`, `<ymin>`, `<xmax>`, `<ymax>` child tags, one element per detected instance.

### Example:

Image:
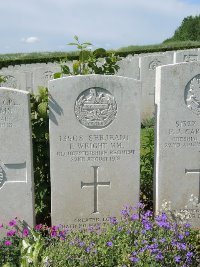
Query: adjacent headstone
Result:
<box><xmin>155</xmin><ymin>62</ymin><xmax>200</xmax><ymax>228</ymax></box>
<box><xmin>0</xmin><ymin>70</ymin><xmax>27</xmax><ymax>92</ymax></box>
<box><xmin>116</xmin><ymin>55</ymin><xmax>140</xmax><ymax>80</ymax></box>
<box><xmin>139</xmin><ymin>54</ymin><xmax>173</xmax><ymax>120</ymax></box>
<box><xmin>49</xmin><ymin>75</ymin><xmax>141</xmax><ymax>229</ymax></box>
<box><xmin>0</xmin><ymin>88</ymin><xmax>35</xmax><ymax>227</ymax></box>
<box><xmin>32</xmin><ymin>66</ymin><xmax>60</xmax><ymax>93</ymax></box>
<box><xmin>174</xmin><ymin>49</ymin><xmax>200</xmax><ymax>63</ymax></box>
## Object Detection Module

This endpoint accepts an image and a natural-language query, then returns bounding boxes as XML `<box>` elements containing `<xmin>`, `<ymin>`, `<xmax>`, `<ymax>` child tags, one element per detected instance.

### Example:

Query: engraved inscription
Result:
<box><xmin>74</xmin><ymin>87</ymin><xmax>117</xmax><ymax>129</ymax></box>
<box><xmin>149</xmin><ymin>59</ymin><xmax>162</xmax><ymax>70</ymax></box>
<box><xmin>0</xmin><ymin>95</ymin><xmax>22</xmax><ymax>127</ymax></box>
<box><xmin>164</xmin><ymin>120</ymin><xmax>200</xmax><ymax>148</ymax></box>
<box><xmin>185</xmin><ymin>74</ymin><xmax>200</xmax><ymax>115</ymax></box>
<box><xmin>57</xmin><ymin>134</ymin><xmax>135</xmax><ymax>162</ymax></box>
<box><xmin>184</xmin><ymin>55</ymin><xmax>198</xmax><ymax>62</ymax></box>
<box><xmin>81</xmin><ymin>166</ymin><xmax>111</xmax><ymax>213</ymax></box>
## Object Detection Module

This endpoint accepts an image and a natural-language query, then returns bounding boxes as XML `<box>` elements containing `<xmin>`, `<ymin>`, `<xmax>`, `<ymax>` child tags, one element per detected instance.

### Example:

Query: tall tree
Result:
<box><xmin>163</xmin><ymin>15</ymin><xmax>200</xmax><ymax>43</ymax></box>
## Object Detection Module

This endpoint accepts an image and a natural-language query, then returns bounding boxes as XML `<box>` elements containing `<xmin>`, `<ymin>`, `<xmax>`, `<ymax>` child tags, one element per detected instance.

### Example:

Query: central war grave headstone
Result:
<box><xmin>49</xmin><ymin>75</ymin><xmax>141</xmax><ymax>229</ymax></box>
<box><xmin>155</xmin><ymin>62</ymin><xmax>200</xmax><ymax>228</ymax></box>
<box><xmin>0</xmin><ymin>88</ymin><xmax>35</xmax><ymax>228</ymax></box>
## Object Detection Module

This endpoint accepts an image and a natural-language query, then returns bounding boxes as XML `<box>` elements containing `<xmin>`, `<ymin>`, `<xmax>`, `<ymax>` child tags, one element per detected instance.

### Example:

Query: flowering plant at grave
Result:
<box><xmin>0</xmin><ymin>202</ymin><xmax>199</xmax><ymax>266</ymax></box>
<box><xmin>40</xmin><ymin>203</ymin><xmax>199</xmax><ymax>267</ymax></box>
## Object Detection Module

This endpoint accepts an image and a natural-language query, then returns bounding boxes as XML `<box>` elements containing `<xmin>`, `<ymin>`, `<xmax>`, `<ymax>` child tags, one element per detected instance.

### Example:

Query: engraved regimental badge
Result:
<box><xmin>185</xmin><ymin>74</ymin><xmax>200</xmax><ymax>115</ymax></box>
<box><xmin>149</xmin><ymin>59</ymin><xmax>162</xmax><ymax>70</ymax></box>
<box><xmin>74</xmin><ymin>87</ymin><xmax>117</xmax><ymax>129</ymax></box>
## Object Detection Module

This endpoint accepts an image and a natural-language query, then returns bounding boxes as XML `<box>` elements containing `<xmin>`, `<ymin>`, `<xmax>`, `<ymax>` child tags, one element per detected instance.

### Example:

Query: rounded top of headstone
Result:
<box><xmin>74</xmin><ymin>87</ymin><xmax>117</xmax><ymax>130</ymax></box>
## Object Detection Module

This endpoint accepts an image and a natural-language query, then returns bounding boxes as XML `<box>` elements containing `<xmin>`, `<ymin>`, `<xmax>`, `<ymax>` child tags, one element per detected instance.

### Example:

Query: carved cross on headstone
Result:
<box><xmin>185</xmin><ymin>168</ymin><xmax>200</xmax><ymax>204</ymax></box>
<box><xmin>81</xmin><ymin>166</ymin><xmax>111</xmax><ymax>213</ymax></box>
<box><xmin>0</xmin><ymin>161</ymin><xmax>27</xmax><ymax>189</ymax></box>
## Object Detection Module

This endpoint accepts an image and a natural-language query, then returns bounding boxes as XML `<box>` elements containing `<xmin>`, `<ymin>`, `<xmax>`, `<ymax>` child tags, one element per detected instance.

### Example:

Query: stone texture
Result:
<box><xmin>0</xmin><ymin>87</ymin><xmax>35</xmax><ymax>228</ymax></box>
<box><xmin>155</xmin><ymin>62</ymin><xmax>200</xmax><ymax>228</ymax></box>
<box><xmin>49</xmin><ymin>75</ymin><xmax>141</xmax><ymax>229</ymax></box>
<box><xmin>139</xmin><ymin>53</ymin><xmax>173</xmax><ymax>120</ymax></box>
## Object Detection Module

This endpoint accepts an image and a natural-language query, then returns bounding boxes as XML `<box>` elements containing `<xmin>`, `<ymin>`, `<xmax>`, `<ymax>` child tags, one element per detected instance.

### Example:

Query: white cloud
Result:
<box><xmin>21</xmin><ymin>37</ymin><xmax>40</xmax><ymax>44</ymax></box>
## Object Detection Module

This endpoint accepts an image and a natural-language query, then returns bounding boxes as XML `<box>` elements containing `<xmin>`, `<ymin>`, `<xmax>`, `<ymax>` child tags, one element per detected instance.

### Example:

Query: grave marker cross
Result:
<box><xmin>81</xmin><ymin>166</ymin><xmax>111</xmax><ymax>214</ymax></box>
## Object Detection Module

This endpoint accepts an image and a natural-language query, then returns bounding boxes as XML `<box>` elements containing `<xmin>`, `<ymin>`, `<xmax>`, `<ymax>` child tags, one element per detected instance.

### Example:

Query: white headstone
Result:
<box><xmin>139</xmin><ymin>54</ymin><xmax>173</xmax><ymax>120</ymax></box>
<box><xmin>32</xmin><ymin>66</ymin><xmax>60</xmax><ymax>94</ymax></box>
<box><xmin>49</xmin><ymin>75</ymin><xmax>141</xmax><ymax>229</ymax></box>
<box><xmin>0</xmin><ymin>88</ymin><xmax>35</xmax><ymax>227</ymax></box>
<box><xmin>116</xmin><ymin>55</ymin><xmax>139</xmax><ymax>79</ymax></box>
<box><xmin>155</xmin><ymin>62</ymin><xmax>200</xmax><ymax>228</ymax></box>
<box><xmin>174</xmin><ymin>49</ymin><xmax>200</xmax><ymax>63</ymax></box>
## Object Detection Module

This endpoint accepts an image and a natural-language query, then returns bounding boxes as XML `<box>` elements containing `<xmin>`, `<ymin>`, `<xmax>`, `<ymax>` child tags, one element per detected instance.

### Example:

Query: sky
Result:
<box><xmin>1</xmin><ymin>0</ymin><xmax>200</xmax><ymax>54</ymax></box>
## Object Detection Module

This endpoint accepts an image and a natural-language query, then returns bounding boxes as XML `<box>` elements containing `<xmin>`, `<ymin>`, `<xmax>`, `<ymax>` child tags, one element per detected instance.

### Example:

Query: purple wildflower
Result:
<box><xmin>178</xmin><ymin>234</ymin><xmax>184</xmax><ymax>240</ymax></box>
<box><xmin>159</xmin><ymin>238</ymin><xmax>166</xmax><ymax>243</ymax></box>
<box><xmin>23</xmin><ymin>228</ymin><xmax>29</xmax><ymax>237</ymax></box>
<box><xmin>8</xmin><ymin>219</ymin><xmax>17</xmax><ymax>227</ymax></box>
<box><xmin>144</xmin><ymin>210</ymin><xmax>153</xmax><ymax>218</ymax></box>
<box><xmin>184</xmin><ymin>223</ymin><xmax>191</xmax><ymax>228</ymax></box>
<box><xmin>131</xmin><ymin>213</ymin><xmax>139</xmax><ymax>220</ymax></box>
<box><xmin>51</xmin><ymin>231</ymin><xmax>57</xmax><ymax>237</ymax></box>
<box><xmin>35</xmin><ymin>224</ymin><xmax>43</xmax><ymax>231</ymax></box>
<box><xmin>185</xmin><ymin>231</ymin><xmax>190</xmax><ymax>237</ymax></box>
<box><xmin>130</xmin><ymin>256</ymin><xmax>139</xmax><ymax>263</ymax></box>
<box><xmin>86</xmin><ymin>247</ymin><xmax>90</xmax><ymax>253</ymax></box>
<box><xmin>186</xmin><ymin>251</ymin><xmax>193</xmax><ymax>258</ymax></box>
<box><xmin>4</xmin><ymin>240</ymin><xmax>12</xmax><ymax>246</ymax></box>
<box><xmin>174</xmin><ymin>255</ymin><xmax>181</xmax><ymax>263</ymax></box>
<box><xmin>79</xmin><ymin>241</ymin><xmax>85</xmax><ymax>247</ymax></box>
<box><xmin>155</xmin><ymin>251</ymin><xmax>164</xmax><ymax>261</ymax></box>
<box><xmin>6</xmin><ymin>230</ymin><xmax>16</xmax><ymax>237</ymax></box>
<box><xmin>177</xmin><ymin>243</ymin><xmax>187</xmax><ymax>250</ymax></box>
<box><xmin>51</xmin><ymin>225</ymin><xmax>58</xmax><ymax>231</ymax></box>
<box><xmin>120</xmin><ymin>209</ymin><xmax>129</xmax><ymax>217</ymax></box>
<box><xmin>109</xmin><ymin>217</ymin><xmax>118</xmax><ymax>225</ymax></box>
<box><xmin>144</xmin><ymin>222</ymin><xmax>153</xmax><ymax>231</ymax></box>
<box><xmin>107</xmin><ymin>241</ymin><xmax>113</xmax><ymax>247</ymax></box>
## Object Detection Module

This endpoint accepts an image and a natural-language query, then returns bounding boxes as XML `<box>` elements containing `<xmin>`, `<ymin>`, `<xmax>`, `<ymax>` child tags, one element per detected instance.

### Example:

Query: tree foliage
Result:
<box><xmin>163</xmin><ymin>15</ymin><xmax>200</xmax><ymax>43</ymax></box>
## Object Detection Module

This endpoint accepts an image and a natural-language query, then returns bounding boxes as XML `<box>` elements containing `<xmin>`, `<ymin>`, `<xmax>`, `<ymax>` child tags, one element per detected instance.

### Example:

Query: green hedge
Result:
<box><xmin>1</xmin><ymin>42</ymin><xmax>200</xmax><ymax>69</ymax></box>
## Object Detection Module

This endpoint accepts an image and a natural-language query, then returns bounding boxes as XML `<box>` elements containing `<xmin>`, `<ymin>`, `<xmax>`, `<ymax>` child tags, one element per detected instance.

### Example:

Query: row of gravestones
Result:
<box><xmin>1</xmin><ymin>48</ymin><xmax>200</xmax><ymax>121</ymax></box>
<box><xmin>0</xmin><ymin>61</ymin><xmax>200</xmax><ymax>231</ymax></box>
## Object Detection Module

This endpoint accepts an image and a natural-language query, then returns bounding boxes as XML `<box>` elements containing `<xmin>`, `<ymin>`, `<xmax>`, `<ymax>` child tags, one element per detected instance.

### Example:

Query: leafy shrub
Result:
<box><xmin>140</xmin><ymin>123</ymin><xmax>154</xmax><ymax>209</ymax></box>
<box><xmin>30</xmin><ymin>87</ymin><xmax>50</xmax><ymax>224</ymax></box>
<box><xmin>54</xmin><ymin>35</ymin><xmax>121</xmax><ymax>78</ymax></box>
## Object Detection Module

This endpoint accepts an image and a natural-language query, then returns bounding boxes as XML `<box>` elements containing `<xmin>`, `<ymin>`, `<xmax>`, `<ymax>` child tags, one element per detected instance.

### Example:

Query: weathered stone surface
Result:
<box><xmin>139</xmin><ymin>53</ymin><xmax>173</xmax><ymax>120</ymax></box>
<box><xmin>49</xmin><ymin>75</ymin><xmax>141</xmax><ymax>229</ymax></box>
<box><xmin>155</xmin><ymin>62</ymin><xmax>200</xmax><ymax>228</ymax></box>
<box><xmin>0</xmin><ymin>88</ymin><xmax>35</xmax><ymax>228</ymax></box>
